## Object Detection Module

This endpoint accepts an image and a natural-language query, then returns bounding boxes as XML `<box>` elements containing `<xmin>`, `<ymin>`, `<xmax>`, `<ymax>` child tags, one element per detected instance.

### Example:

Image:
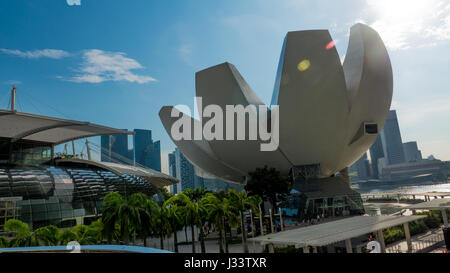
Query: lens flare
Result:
<box><xmin>325</xmin><ymin>40</ymin><xmax>338</xmax><ymax>50</ymax></box>
<box><xmin>297</xmin><ymin>60</ymin><xmax>310</xmax><ymax>71</ymax></box>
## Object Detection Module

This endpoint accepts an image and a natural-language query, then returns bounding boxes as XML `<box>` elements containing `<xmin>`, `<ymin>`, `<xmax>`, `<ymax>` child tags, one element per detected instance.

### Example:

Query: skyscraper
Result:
<box><xmin>101</xmin><ymin>133</ymin><xmax>133</xmax><ymax>164</ymax></box>
<box><xmin>100</xmin><ymin>135</ymin><xmax>111</xmax><ymax>162</ymax></box>
<box><xmin>369</xmin><ymin>135</ymin><xmax>384</xmax><ymax>179</ymax></box>
<box><xmin>133</xmin><ymin>129</ymin><xmax>161</xmax><ymax>172</ymax></box>
<box><xmin>101</xmin><ymin>129</ymin><xmax>160</xmax><ymax>171</ymax></box>
<box><xmin>110</xmin><ymin>132</ymin><xmax>133</xmax><ymax>164</ymax></box>
<box><xmin>350</xmin><ymin>153</ymin><xmax>371</xmax><ymax>180</ymax></box>
<box><xmin>169</xmin><ymin>148</ymin><xmax>195</xmax><ymax>193</ymax></box>
<box><xmin>380</xmin><ymin>110</ymin><xmax>405</xmax><ymax>165</ymax></box>
<box><xmin>168</xmin><ymin>152</ymin><xmax>178</xmax><ymax>194</ymax></box>
<box><xmin>403</xmin><ymin>141</ymin><xmax>422</xmax><ymax>162</ymax></box>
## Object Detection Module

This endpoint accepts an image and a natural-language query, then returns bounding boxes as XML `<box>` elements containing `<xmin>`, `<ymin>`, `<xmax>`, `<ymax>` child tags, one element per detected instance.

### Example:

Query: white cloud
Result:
<box><xmin>362</xmin><ymin>0</ymin><xmax>450</xmax><ymax>50</ymax></box>
<box><xmin>66</xmin><ymin>0</ymin><xmax>81</xmax><ymax>6</ymax></box>
<box><xmin>0</xmin><ymin>48</ymin><xmax>70</xmax><ymax>59</ymax></box>
<box><xmin>69</xmin><ymin>49</ymin><xmax>157</xmax><ymax>84</ymax></box>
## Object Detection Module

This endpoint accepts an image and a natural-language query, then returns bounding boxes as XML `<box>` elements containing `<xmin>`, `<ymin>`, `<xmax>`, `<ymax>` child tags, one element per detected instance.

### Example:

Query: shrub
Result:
<box><xmin>383</xmin><ymin>227</ymin><xmax>404</xmax><ymax>245</ymax></box>
<box><xmin>423</xmin><ymin>216</ymin><xmax>441</xmax><ymax>229</ymax></box>
<box><xmin>409</xmin><ymin>221</ymin><xmax>427</xmax><ymax>236</ymax></box>
<box><xmin>274</xmin><ymin>245</ymin><xmax>302</xmax><ymax>253</ymax></box>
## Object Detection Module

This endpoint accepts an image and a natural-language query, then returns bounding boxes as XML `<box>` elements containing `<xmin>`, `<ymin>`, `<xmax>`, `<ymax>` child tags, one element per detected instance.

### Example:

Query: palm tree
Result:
<box><xmin>58</xmin><ymin>229</ymin><xmax>78</xmax><ymax>245</ymax></box>
<box><xmin>128</xmin><ymin>193</ymin><xmax>159</xmax><ymax>246</ymax></box>
<box><xmin>227</xmin><ymin>190</ymin><xmax>261</xmax><ymax>253</ymax></box>
<box><xmin>166</xmin><ymin>193</ymin><xmax>204</xmax><ymax>253</ymax></box>
<box><xmin>72</xmin><ymin>225</ymin><xmax>101</xmax><ymax>245</ymax></box>
<box><xmin>163</xmin><ymin>202</ymin><xmax>183</xmax><ymax>252</ymax></box>
<box><xmin>201</xmin><ymin>192</ymin><xmax>229</xmax><ymax>253</ymax></box>
<box><xmin>34</xmin><ymin>225</ymin><xmax>59</xmax><ymax>246</ymax></box>
<box><xmin>86</xmin><ymin>219</ymin><xmax>105</xmax><ymax>244</ymax></box>
<box><xmin>156</xmin><ymin>204</ymin><xmax>172</xmax><ymax>249</ymax></box>
<box><xmin>102</xmin><ymin>192</ymin><xmax>141</xmax><ymax>245</ymax></box>
<box><xmin>188</xmin><ymin>187</ymin><xmax>209</xmax><ymax>252</ymax></box>
<box><xmin>4</xmin><ymin>219</ymin><xmax>37</xmax><ymax>247</ymax></box>
<box><xmin>0</xmin><ymin>236</ymin><xmax>9</xmax><ymax>248</ymax></box>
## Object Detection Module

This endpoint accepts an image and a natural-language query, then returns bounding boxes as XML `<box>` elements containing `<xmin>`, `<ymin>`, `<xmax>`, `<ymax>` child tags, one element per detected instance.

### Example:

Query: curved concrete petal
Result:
<box><xmin>196</xmin><ymin>62</ymin><xmax>265</xmax><ymax>109</ymax></box>
<box><xmin>195</xmin><ymin>62</ymin><xmax>292</xmax><ymax>176</ymax></box>
<box><xmin>159</xmin><ymin>106</ymin><xmax>246</xmax><ymax>182</ymax></box>
<box><xmin>272</xmin><ymin>30</ymin><xmax>349</xmax><ymax>177</ymax></box>
<box><xmin>341</xmin><ymin>23</ymin><xmax>393</xmax><ymax>168</ymax></box>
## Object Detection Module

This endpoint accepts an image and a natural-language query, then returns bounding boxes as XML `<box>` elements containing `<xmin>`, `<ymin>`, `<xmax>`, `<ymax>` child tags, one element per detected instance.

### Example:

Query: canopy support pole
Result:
<box><xmin>85</xmin><ymin>139</ymin><xmax>92</xmax><ymax>160</ymax></box>
<box><xmin>72</xmin><ymin>140</ymin><xmax>76</xmax><ymax>158</ymax></box>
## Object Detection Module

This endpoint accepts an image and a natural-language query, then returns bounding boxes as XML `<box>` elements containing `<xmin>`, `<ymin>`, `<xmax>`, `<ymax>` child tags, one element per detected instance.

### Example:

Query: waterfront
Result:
<box><xmin>356</xmin><ymin>181</ymin><xmax>450</xmax><ymax>199</ymax></box>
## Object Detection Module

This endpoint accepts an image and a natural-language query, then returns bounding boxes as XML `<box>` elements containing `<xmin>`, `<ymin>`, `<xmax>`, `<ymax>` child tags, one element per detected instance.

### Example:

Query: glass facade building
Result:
<box><xmin>0</xmin><ymin>111</ymin><xmax>175</xmax><ymax>232</ymax></box>
<box><xmin>403</xmin><ymin>141</ymin><xmax>422</xmax><ymax>162</ymax></box>
<box><xmin>381</xmin><ymin>110</ymin><xmax>406</xmax><ymax>165</ymax></box>
<box><xmin>134</xmin><ymin>129</ymin><xmax>161</xmax><ymax>172</ymax></box>
<box><xmin>169</xmin><ymin>148</ymin><xmax>244</xmax><ymax>194</ymax></box>
<box><xmin>279</xmin><ymin>176</ymin><xmax>364</xmax><ymax>222</ymax></box>
<box><xmin>101</xmin><ymin>133</ymin><xmax>134</xmax><ymax>165</ymax></box>
<box><xmin>369</xmin><ymin>135</ymin><xmax>384</xmax><ymax>179</ymax></box>
<box><xmin>169</xmin><ymin>148</ymin><xmax>195</xmax><ymax>193</ymax></box>
<box><xmin>0</xmin><ymin>165</ymin><xmax>158</xmax><ymax>230</ymax></box>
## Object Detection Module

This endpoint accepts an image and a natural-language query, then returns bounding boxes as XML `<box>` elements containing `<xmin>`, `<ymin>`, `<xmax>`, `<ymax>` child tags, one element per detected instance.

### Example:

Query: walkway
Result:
<box><xmin>386</xmin><ymin>227</ymin><xmax>446</xmax><ymax>253</ymax></box>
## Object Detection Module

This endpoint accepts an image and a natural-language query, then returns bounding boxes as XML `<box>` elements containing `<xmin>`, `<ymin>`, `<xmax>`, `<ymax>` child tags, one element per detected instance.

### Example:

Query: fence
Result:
<box><xmin>386</xmin><ymin>232</ymin><xmax>444</xmax><ymax>253</ymax></box>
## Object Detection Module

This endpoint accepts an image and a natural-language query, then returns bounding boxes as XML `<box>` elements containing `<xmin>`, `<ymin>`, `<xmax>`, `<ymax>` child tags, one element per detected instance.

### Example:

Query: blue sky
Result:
<box><xmin>1</xmin><ymin>0</ymin><xmax>450</xmax><ymax>173</ymax></box>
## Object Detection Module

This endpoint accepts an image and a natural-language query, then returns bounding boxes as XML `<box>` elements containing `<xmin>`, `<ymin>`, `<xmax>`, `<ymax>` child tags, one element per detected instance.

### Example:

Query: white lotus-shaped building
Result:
<box><xmin>159</xmin><ymin>23</ymin><xmax>393</xmax><ymax>184</ymax></box>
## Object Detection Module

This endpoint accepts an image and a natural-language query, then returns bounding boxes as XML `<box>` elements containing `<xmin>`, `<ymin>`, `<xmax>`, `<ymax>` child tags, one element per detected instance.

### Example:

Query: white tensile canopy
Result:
<box><xmin>0</xmin><ymin>110</ymin><xmax>178</xmax><ymax>188</ymax></box>
<box><xmin>0</xmin><ymin>110</ymin><xmax>133</xmax><ymax>145</ymax></box>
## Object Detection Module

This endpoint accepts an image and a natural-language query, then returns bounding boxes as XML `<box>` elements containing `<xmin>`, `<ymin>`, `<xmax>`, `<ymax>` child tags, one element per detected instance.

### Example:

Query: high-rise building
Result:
<box><xmin>168</xmin><ymin>149</ymin><xmax>242</xmax><ymax>194</ymax></box>
<box><xmin>380</xmin><ymin>110</ymin><xmax>405</xmax><ymax>165</ymax></box>
<box><xmin>403</xmin><ymin>141</ymin><xmax>422</xmax><ymax>162</ymax></box>
<box><xmin>133</xmin><ymin>129</ymin><xmax>161</xmax><ymax>172</ymax></box>
<box><xmin>100</xmin><ymin>135</ymin><xmax>111</xmax><ymax>162</ymax></box>
<box><xmin>169</xmin><ymin>148</ymin><xmax>195</xmax><ymax>193</ymax></box>
<box><xmin>369</xmin><ymin>135</ymin><xmax>384</xmax><ymax>179</ymax></box>
<box><xmin>194</xmin><ymin>166</ymin><xmax>244</xmax><ymax>192</ymax></box>
<box><xmin>110</xmin><ymin>132</ymin><xmax>133</xmax><ymax>164</ymax></box>
<box><xmin>350</xmin><ymin>153</ymin><xmax>371</xmax><ymax>180</ymax></box>
<box><xmin>101</xmin><ymin>133</ymin><xmax>133</xmax><ymax>164</ymax></box>
<box><xmin>168</xmin><ymin>152</ymin><xmax>179</xmax><ymax>194</ymax></box>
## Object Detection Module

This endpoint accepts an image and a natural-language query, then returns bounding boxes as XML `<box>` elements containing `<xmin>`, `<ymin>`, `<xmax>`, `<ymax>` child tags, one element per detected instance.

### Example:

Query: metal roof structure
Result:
<box><xmin>406</xmin><ymin>198</ymin><xmax>450</xmax><ymax>210</ymax></box>
<box><xmin>55</xmin><ymin>158</ymin><xmax>178</xmax><ymax>188</ymax></box>
<box><xmin>249</xmin><ymin>215</ymin><xmax>425</xmax><ymax>247</ymax></box>
<box><xmin>0</xmin><ymin>110</ymin><xmax>133</xmax><ymax>145</ymax></box>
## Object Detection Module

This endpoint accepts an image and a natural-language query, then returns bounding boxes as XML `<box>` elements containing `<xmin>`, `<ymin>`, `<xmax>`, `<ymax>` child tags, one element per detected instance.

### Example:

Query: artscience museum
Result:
<box><xmin>160</xmin><ymin>23</ymin><xmax>393</xmax><ymax>218</ymax></box>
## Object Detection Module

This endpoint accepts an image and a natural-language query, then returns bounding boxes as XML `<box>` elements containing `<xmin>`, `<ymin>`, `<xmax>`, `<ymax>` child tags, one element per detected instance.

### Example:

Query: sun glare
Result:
<box><xmin>366</xmin><ymin>0</ymin><xmax>442</xmax><ymax>50</ymax></box>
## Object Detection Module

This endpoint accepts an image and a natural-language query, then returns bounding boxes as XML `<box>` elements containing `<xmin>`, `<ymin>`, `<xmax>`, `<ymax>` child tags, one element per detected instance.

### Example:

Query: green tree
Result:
<box><xmin>227</xmin><ymin>190</ymin><xmax>261</xmax><ymax>253</ymax></box>
<box><xmin>58</xmin><ymin>229</ymin><xmax>78</xmax><ymax>245</ymax></box>
<box><xmin>201</xmin><ymin>192</ymin><xmax>229</xmax><ymax>253</ymax></box>
<box><xmin>162</xmin><ymin>202</ymin><xmax>184</xmax><ymax>252</ymax></box>
<box><xmin>4</xmin><ymin>219</ymin><xmax>37</xmax><ymax>247</ymax></box>
<box><xmin>102</xmin><ymin>192</ymin><xmax>142</xmax><ymax>244</ymax></box>
<box><xmin>245</xmin><ymin>166</ymin><xmax>291</xmax><ymax>213</ymax></box>
<box><xmin>156</xmin><ymin>204</ymin><xmax>172</xmax><ymax>249</ymax></box>
<box><xmin>166</xmin><ymin>193</ymin><xmax>205</xmax><ymax>253</ymax></box>
<box><xmin>128</xmin><ymin>193</ymin><xmax>159</xmax><ymax>246</ymax></box>
<box><xmin>34</xmin><ymin>225</ymin><xmax>59</xmax><ymax>246</ymax></box>
<box><xmin>86</xmin><ymin>219</ymin><xmax>105</xmax><ymax>244</ymax></box>
<box><xmin>0</xmin><ymin>236</ymin><xmax>9</xmax><ymax>248</ymax></box>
